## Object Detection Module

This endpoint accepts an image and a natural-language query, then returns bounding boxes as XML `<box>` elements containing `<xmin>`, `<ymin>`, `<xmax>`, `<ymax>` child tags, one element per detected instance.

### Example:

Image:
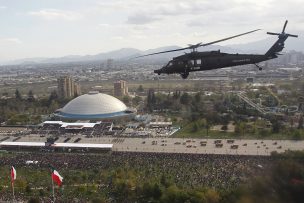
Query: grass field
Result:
<box><xmin>172</xmin><ymin>122</ymin><xmax>304</xmax><ymax>140</ymax></box>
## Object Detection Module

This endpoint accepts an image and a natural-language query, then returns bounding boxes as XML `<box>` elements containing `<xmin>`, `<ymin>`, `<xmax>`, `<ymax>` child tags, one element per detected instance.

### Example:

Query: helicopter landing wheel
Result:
<box><xmin>180</xmin><ymin>71</ymin><xmax>189</xmax><ymax>79</ymax></box>
<box><xmin>255</xmin><ymin>63</ymin><xmax>263</xmax><ymax>71</ymax></box>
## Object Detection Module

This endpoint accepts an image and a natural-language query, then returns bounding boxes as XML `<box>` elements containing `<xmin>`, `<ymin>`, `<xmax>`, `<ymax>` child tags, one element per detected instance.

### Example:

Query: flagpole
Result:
<box><xmin>11</xmin><ymin>166</ymin><xmax>15</xmax><ymax>203</ymax></box>
<box><xmin>12</xmin><ymin>181</ymin><xmax>15</xmax><ymax>202</ymax></box>
<box><xmin>52</xmin><ymin>175</ymin><xmax>55</xmax><ymax>203</ymax></box>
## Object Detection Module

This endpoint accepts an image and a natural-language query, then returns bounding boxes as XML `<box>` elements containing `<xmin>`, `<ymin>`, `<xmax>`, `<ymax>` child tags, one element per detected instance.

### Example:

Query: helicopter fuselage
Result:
<box><xmin>154</xmin><ymin>51</ymin><xmax>274</xmax><ymax>79</ymax></box>
<box><xmin>144</xmin><ymin>21</ymin><xmax>297</xmax><ymax>79</ymax></box>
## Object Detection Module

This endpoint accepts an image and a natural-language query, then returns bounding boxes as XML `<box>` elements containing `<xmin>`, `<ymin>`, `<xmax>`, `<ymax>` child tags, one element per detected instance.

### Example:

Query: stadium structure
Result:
<box><xmin>54</xmin><ymin>91</ymin><xmax>136</xmax><ymax>121</ymax></box>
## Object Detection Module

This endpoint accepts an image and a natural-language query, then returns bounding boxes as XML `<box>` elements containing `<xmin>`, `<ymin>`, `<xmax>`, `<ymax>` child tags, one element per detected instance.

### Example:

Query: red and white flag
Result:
<box><xmin>52</xmin><ymin>169</ymin><xmax>63</xmax><ymax>186</ymax></box>
<box><xmin>11</xmin><ymin>166</ymin><xmax>16</xmax><ymax>182</ymax></box>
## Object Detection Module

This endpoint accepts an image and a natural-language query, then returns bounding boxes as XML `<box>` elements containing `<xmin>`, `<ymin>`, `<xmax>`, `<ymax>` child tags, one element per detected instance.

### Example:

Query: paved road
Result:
<box><xmin>73</xmin><ymin>136</ymin><xmax>304</xmax><ymax>156</ymax></box>
<box><xmin>1</xmin><ymin>134</ymin><xmax>304</xmax><ymax>156</ymax></box>
<box><xmin>110</xmin><ymin>138</ymin><xmax>304</xmax><ymax>156</ymax></box>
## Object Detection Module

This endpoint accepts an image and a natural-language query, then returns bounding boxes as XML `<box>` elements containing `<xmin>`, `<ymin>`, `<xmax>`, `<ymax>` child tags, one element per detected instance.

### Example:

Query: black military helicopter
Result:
<box><xmin>135</xmin><ymin>20</ymin><xmax>297</xmax><ymax>79</ymax></box>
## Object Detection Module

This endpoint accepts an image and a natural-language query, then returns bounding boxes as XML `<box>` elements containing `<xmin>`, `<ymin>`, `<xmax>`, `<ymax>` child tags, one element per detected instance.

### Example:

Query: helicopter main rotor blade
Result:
<box><xmin>134</xmin><ymin>47</ymin><xmax>190</xmax><ymax>58</ymax></box>
<box><xmin>133</xmin><ymin>29</ymin><xmax>260</xmax><ymax>58</ymax></box>
<box><xmin>197</xmin><ymin>29</ymin><xmax>261</xmax><ymax>47</ymax></box>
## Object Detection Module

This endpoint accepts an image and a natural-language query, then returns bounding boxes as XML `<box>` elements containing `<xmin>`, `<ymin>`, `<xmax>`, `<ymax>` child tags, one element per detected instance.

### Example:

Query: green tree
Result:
<box><xmin>173</xmin><ymin>90</ymin><xmax>181</xmax><ymax>99</ymax></box>
<box><xmin>298</xmin><ymin>116</ymin><xmax>303</xmax><ymax>129</ymax></box>
<box><xmin>147</xmin><ymin>89</ymin><xmax>156</xmax><ymax>111</ymax></box>
<box><xmin>142</xmin><ymin>182</ymin><xmax>153</xmax><ymax>199</ymax></box>
<box><xmin>28</xmin><ymin>198</ymin><xmax>40</xmax><ymax>203</ymax></box>
<box><xmin>194</xmin><ymin>92</ymin><xmax>201</xmax><ymax>103</ymax></box>
<box><xmin>235</xmin><ymin>122</ymin><xmax>246</xmax><ymax>136</ymax></box>
<box><xmin>205</xmin><ymin>189</ymin><xmax>220</xmax><ymax>203</ymax></box>
<box><xmin>15</xmin><ymin>89</ymin><xmax>22</xmax><ymax>100</ymax></box>
<box><xmin>160</xmin><ymin>174</ymin><xmax>171</xmax><ymax>188</ymax></box>
<box><xmin>191</xmin><ymin>122</ymin><xmax>199</xmax><ymax>132</ymax></box>
<box><xmin>25</xmin><ymin>184</ymin><xmax>32</xmax><ymax>194</ymax></box>
<box><xmin>49</xmin><ymin>100</ymin><xmax>59</xmax><ymax>112</ymax></box>
<box><xmin>259</xmin><ymin>129</ymin><xmax>270</xmax><ymax>138</ymax></box>
<box><xmin>90</xmin><ymin>198</ymin><xmax>106</xmax><ymax>203</ymax></box>
<box><xmin>122</xmin><ymin>96</ymin><xmax>130</xmax><ymax>105</ymax></box>
<box><xmin>161</xmin><ymin>185</ymin><xmax>188</xmax><ymax>203</ymax></box>
<box><xmin>180</xmin><ymin>92</ymin><xmax>190</xmax><ymax>105</ymax></box>
<box><xmin>137</xmin><ymin>85</ymin><xmax>144</xmax><ymax>92</ymax></box>
<box><xmin>132</xmin><ymin>96</ymin><xmax>142</xmax><ymax>106</ymax></box>
<box><xmin>152</xmin><ymin>183</ymin><xmax>162</xmax><ymax>200</ymax></box>
<box><xmin>206</xmin><ymin>119</ymin><xmax>210</xmax><ymax>136</ymax></box>
<box><xmin>27</xmin><ymin>90</ymin><xmax>35</xmax><ymax>102</ymax></box>
<box><xmin>292</xmin><ymin>130</ymin><xmax>302</xmax><ymax>140</ymax></box>
<box><xmin>271</xmin><ymin>119</ymin><xmax>281</xmax><ymax>134</ymax></box>
<box><xmin>49</xmin><ymin>90</ymin><xmax>58</xmax><ymax>102</ymax></box>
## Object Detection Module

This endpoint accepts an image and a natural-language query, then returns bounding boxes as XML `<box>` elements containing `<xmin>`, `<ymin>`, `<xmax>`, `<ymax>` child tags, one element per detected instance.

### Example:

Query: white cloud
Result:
<box><xmin>132</xmin><ymin>35</ymin><xmax>148</xmax><ymax>39</ymax></box>
<box><xmin>28</xmin><ymin>9</ymin><xmax>82</xmax><ymax>21</ymax></box>
<box><xmin>98</xmin><ymin>23</ymin><xmax>110</xmax><ymax>27</ymax></box>
<box><xmin>126</xmin><ymin>13</ymin><xmax>159</xmax><ymax>25</ymax></box>
<box><xmin>0</xmin><ymin>0</ymin><xmax>303</xmax><ymax>61</ymax></box>
<box><xmin>111</xmin><ymin>36</ymin><xmax>124</xmax><ymax>40</ymax></box>
<box><xmin>97</xmin><ymin>1</ymin><xmax>129</xmax><ymax>10</ymax></box>
<box><xmin>0</xmin><ymin>38</ymin><xmax>22</xmax><ymax>44</ymax></box>
<box><xmin>96</xmin><ymin>23</ymin><xmax>111</xmax><ymax>30</ymax></box>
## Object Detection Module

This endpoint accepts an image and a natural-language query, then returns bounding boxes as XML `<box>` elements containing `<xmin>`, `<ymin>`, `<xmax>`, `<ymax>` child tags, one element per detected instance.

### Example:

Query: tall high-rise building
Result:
<box><xmin>114</xmin><ymin>80</ymin><xmax>128</xmax><ymax>97</ymax></box>
<box><xmin>74</xmin><ymin>83</ymin><xmax>81</xmax><ymax>97</ymax></box>
<box><xmin>57</xmin><ymin>76</ymin><xmax>81</xmax><ymax>99</ymax></box>
<box><xmin>106</xmin><ymin>59</ymin><xmax>114</xmax><ymax>69</ymax></box>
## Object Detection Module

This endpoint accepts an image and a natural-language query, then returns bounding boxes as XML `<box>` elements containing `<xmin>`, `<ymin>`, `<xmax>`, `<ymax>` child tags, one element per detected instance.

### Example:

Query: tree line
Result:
<box><xmin>0</xmin><ymin>89</ymin><xmax>69</xmax><ymax>125</ymax></box>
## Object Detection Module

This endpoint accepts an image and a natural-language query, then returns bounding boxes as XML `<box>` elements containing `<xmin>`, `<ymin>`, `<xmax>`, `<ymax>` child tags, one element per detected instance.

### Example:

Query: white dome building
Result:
<box><xmin>55</xmin><ymin>92</ymin><xmax>135</xmax><ymax>120</ymax></box>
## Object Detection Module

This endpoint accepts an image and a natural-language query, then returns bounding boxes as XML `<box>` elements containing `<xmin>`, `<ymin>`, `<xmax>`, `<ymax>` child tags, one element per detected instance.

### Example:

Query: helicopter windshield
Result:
<box><xmin>166</xmin><ymin>61</ymin><xmax>173</xmax><ymax>67</ymax></box>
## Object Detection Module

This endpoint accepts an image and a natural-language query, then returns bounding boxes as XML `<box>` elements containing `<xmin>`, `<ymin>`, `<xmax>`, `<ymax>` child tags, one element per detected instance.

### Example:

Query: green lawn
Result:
<box><xmin>173</xmin><ymin>128</ymin><xmax>235</xmax><ymax>139</ymax></box>
<box><xmin>172</xmin><ymin>123</ymin><xmax>304</xmax><ymax>140</ymax></box>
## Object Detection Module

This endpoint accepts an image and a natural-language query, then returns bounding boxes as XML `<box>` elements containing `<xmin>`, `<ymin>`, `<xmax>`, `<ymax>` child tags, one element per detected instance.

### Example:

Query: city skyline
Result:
<box><xmin>0</xmin><ymin>0</ymin><xmax>303</xmax><ymax>62</ymax></box>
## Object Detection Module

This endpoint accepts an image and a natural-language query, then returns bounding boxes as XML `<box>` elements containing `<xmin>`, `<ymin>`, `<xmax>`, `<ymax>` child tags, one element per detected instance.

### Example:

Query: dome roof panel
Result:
<box><xmin>61</xmin><ymin>92</ymin><xmax>127</xmax><ymax>115</ymax></box>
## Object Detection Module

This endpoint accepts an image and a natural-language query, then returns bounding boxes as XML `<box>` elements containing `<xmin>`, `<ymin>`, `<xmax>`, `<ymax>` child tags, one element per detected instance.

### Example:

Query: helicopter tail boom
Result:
<box><xmin>265</xmin><ymin>20</ymin><xmax>298</xmax><ymax>57</ymax></box>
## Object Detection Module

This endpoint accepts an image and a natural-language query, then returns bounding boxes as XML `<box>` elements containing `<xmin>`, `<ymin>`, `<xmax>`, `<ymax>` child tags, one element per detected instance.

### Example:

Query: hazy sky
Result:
<box><xmin>0</xmin><ymin>0</ymin><xmax>303</xmax><ymax>61</ymax></box>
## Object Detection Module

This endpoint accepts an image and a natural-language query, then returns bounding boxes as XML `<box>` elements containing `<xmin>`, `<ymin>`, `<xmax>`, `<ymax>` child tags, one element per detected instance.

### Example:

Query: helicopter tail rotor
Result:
<box><xmin>265</xmin><ymin>20</ymin><xmax>298</xmax><ymax>57</ymax></box>
<box><xmin>282</xmin><ymin>20</ymin><xmax>288</xmax><ymax>33</ymax></box>
<box><xmin>266</xmin><ymin>32</ymin><xmax>280</xmax><ymax>36</ymax></box>
<box><xmin>267</xmin><ymin>20</ymin><xmax>298</xmax><ymax>38</ymax></box>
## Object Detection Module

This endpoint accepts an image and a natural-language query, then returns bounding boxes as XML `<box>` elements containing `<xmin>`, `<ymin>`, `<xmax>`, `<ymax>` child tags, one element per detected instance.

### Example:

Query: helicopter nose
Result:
<box><xmin>154</xmin><ymin>69</ymin><xmax>162</xmax><ymax>74</ymax></box>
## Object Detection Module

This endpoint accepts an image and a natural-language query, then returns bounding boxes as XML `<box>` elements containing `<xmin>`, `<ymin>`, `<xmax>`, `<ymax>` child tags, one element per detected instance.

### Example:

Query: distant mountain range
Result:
<box><xmin>2</xmin><ymin>37</ymin><xmax>303</xmax><ymax>65</ymax></box>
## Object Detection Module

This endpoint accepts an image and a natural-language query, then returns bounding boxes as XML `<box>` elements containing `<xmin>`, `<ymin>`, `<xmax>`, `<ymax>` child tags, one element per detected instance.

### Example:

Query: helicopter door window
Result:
<box><xmin>189</xmin><ymin>60</ymin><xmax>194</xmax><ymax>65</ymax></box>
<box><xmin>196</xmin><ymin>59</ymin><xmax>201</xmax><ymax>65</ymax></box>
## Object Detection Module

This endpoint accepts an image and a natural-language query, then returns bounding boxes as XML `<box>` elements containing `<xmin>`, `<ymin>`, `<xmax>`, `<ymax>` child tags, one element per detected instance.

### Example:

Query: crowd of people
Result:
<box><xmin>0</xmin><ymin>151</ymin><xmax>273</xmax><ymax>191</ymax></box>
